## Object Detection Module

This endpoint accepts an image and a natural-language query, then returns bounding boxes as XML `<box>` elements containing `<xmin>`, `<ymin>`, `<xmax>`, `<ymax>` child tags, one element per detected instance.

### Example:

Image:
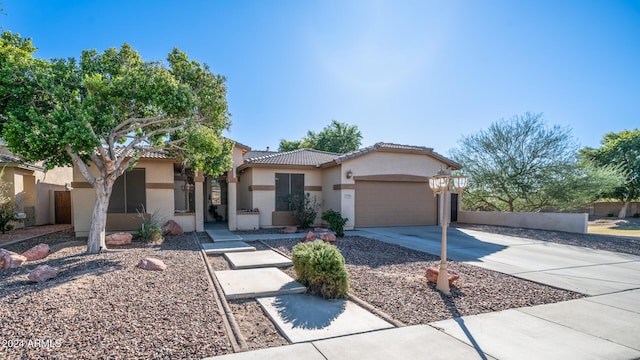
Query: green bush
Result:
<box><xmin>0</xmin><ymin>200</ymin><xmax>18</xmax><ymax>234</ymax></box>
<box><xmin>289</xmin><ymin>192</ymin><xmax>319</xmax><ymax>229</ymax></box>
<box><xmin>292</xmin><ymin>240</ymin><xmax>349</xmax><ymax>299</ymax></box>
<box><xmin>321</xmin><ymin>209</ymin><xmax>348</xmax><ymax>238</ymax></box>
<box><xmin>136</xmin><ymin>208</ymin><xmax>164</xmax><ymax>243</ymax></box>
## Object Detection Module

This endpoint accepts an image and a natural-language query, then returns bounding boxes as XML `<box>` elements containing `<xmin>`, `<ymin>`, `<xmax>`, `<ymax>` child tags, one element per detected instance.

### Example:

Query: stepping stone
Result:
<box><xmin>224</xmin><ymin>250</ymin><xmax>292</xmax><ymax>269</ymax></box>
<box><xmin>205</xmin><ymin>229</ymin><xmax>242</xmax><ymax>242</ymax></box>
<box><xmin>258</xmin><ymin>294</ymin><xmax>394</xmax><ymax>343</ymax></box>
<box><xmin>215</xmin><ymin>268</ymin><xmax>306</xmax><ymax>300</ymax></box>
<box><xmin>202</xmin><ymin>241</ymin><xmax>255</xmax><ymax>255</ymax></box>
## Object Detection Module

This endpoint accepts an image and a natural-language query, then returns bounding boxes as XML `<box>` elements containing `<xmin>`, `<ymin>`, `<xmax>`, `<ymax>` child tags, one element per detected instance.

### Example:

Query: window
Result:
<box><xmin>108</xmin><ymin>168</ymin><xmax>146</xmax><ymax>213</ymax></box>
<box><xmin>275</xmin><ymin>173</ymin><xmax>304</xmax><ymax>211</ymax></box>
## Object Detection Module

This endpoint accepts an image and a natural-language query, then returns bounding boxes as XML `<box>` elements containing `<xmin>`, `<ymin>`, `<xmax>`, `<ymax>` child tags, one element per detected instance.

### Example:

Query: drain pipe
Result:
<box><xmin>194</xmin><ymin>233</ymin><xmax>248</xmax><ymax>353</ymax></box>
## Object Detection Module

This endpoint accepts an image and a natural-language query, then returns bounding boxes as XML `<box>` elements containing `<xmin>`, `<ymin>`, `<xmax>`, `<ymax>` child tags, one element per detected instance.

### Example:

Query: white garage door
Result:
<box><xmin>355</xmin><ymin>180</ymin><xmax>437</xmax><ymax>227</ymax></box>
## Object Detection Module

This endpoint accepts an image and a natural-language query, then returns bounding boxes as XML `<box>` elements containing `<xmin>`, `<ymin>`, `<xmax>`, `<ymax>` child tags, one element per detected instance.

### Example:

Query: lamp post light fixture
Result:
<box><xmin>428</xmin><ymin>168</ymin><xmax>468</xmax><ymax>295</ymax></box>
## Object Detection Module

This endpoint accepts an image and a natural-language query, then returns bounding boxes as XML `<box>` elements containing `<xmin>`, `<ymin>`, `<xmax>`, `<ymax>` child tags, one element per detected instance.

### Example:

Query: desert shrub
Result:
<box><xmin>0</xmin><ymin>199</ymin><xmax>18</xmax><ymax>234</ymax></box>
<box><xmin>292</xmin><ymin>240</ymin><xmax>349</xmax><ymax>299</ymax></box>
<box><xmin>136</xmin><ymin>208</ymin><xmax>164</xmax><ymax>243</ymax></box>
<box><xmin>289</xmin><ymin>192</ymin><xmax>319</xmax><ymax>229</ymax></box>
<box><xmin>0</xmin><ymin>171</ymin><xmax>20</xmax><ymax>234</ymax></box>
<box><xmin>321</xmin><ymin>209</ymin><xmax>348</xmax><ymax>238</ymax></box>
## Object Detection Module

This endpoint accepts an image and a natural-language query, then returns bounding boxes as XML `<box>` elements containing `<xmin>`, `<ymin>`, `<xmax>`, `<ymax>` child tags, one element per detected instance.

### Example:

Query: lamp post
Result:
<box><xmin>428</xmin><ymin>168</ymin><xmax>468</xmax><ymax>295</ymax></box>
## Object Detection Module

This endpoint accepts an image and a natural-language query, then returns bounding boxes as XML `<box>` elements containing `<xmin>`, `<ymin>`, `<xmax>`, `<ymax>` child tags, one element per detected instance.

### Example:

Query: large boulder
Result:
<box><xmin>301</xmin><ymin>231</ymin><xmax>317</xmax><ymax>243</ymax></box>
<box><xmin>0</xmin><ymin>249</ymin><xmax>27</xmax><ymax>270</ymax></box>
<box><xmin>425</xmin><ymin>266</ymin><xmax>460</xmax><ymax>286</ymax></box>
<box><xmin>161</xmin><ymin>220</ymin><xmax>184</xmax><ymax>236</ymax></box>
<box><xmin>279</xmin><ymin>226</ymin><xmax>297</xmax><ymax>234</ymax></box>
<box><xmin>137</xmin><ymin>257</ymin><xmax>167</xmax><ymax>271</ymax></box>
<box><xmin>105</xmin><ymin>232</ymin><xmax>133</xmax><ymax>246</ymax></box>
<box><xmin>22</xmin><ymin>244</ymin><xmax>50</xmax><ymax>261</ymax></box>
<box><xmin>28</xmin><ymin>265</ymin><xmax>58</xmax><ymax>283</ymax></box>
<box><xmin>318</xmin><ymin>232</ymin><xmax>337</xmax><ymax>243</ymax></box>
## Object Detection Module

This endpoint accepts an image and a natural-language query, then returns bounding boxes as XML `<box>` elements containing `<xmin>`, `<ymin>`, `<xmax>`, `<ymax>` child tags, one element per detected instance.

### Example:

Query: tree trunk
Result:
<box><xmin>618</xmin><ymin>201</ymin><xmax>629</xmax><ymax>219</ymax></box>
<box><xmin>86</xmin><ymin>180</ymin><xmax>113</xmax><ymax>254</ymax></box>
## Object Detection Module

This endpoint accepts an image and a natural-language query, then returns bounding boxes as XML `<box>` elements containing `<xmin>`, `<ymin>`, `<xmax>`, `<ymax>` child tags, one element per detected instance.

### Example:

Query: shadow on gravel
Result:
<box><xmin>0</xmin><ymin>257</ymin><xmax>123</xmax><ymax>300</ymax></box>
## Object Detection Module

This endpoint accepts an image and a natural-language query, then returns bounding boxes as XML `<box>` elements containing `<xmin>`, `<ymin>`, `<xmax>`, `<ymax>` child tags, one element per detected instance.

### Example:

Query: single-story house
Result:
<box><xmin>71</xmin><ymin>142</ymin><xmax>462</xmax><ymax>237</ymax></box>
<box><xmin>1</xmin><ymin>143</ymin><xmax>73</xmax><ymax>227</ymax></box>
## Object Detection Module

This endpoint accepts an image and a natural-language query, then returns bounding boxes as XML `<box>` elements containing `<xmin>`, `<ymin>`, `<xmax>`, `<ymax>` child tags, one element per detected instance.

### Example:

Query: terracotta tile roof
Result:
<box><xmin>237</xmin><ymin>142</ymin><xmax>461</xmax><ymax>170</ymax></box>
<box><xmin>0</xmin><ymin>148</ymin><xmax>45</xmax><ymax>171</ymax></box>
<box><xmin>112</xmin><ymin>147</ymin><xmax>173</xmax><ymax>159</ymax></box>
<box><xmin>243</xmin><ymin>149</ymin><xmax>340</xmax><ymax>167</ymax></box>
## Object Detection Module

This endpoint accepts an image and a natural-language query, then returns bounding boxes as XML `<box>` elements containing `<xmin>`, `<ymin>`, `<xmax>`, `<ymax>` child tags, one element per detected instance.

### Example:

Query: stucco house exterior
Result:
<box><xmin>71</xmin><ymin>142</ymin><xmax>462</xmax><ymax>237</ymax></box>
<box><xmin>1</xmin><ymin>143</ymin><xmax>73</xmax><ymax>227</ymax></box>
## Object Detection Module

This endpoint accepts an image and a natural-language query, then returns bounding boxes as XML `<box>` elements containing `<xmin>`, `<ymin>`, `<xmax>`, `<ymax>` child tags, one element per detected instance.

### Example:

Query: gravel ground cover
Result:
<box><xmin>4</xmin><ymin>223</ymin><xmax>635</xmax><ymax>357</ymax></box>
<box><xmin>263</xmin><ymin>236</ymin><xmax>584</xmax><ymax>325</ymax></box>
<box><xmin>1</xmin><ymin>230</ymin><xmax>231</xmax><ymax>359</ymax></box>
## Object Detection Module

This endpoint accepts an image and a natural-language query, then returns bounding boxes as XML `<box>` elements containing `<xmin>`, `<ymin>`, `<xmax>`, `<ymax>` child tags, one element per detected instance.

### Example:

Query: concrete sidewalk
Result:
<box><xmin>202</xmin><ymin>226</ymin><xmax>640</xmax><ymax>359</ymax></box>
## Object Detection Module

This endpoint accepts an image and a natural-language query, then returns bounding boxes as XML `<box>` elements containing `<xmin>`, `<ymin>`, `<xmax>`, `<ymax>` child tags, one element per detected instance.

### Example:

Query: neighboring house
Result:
<box><xmin>0</xmin><ymin>143</ymin><xmax>73</xmax><ymax>227</ymax></box>
<box><xmin>71</xmin><ymin>142</ymin><xmax>462</xmax><ymax>237</ymax></box>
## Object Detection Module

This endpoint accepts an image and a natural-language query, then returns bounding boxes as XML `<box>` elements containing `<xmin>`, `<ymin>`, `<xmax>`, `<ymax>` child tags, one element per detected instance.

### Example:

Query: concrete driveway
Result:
<box><xmin>355</xmin><ymin>226</ymin><xmax>640</xmax><ymax>296</ymax></box>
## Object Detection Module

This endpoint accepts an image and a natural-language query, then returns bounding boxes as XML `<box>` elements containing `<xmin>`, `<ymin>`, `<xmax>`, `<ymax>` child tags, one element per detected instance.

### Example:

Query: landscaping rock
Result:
<box><xmin>28</xmin><ymin>264</ymin><xmax>58</xmax><ymax>283</ymax></box>
<box><xmin>301</xmin><ymin>231</ymin><xmax>317</xmax><ymax>243</ymax></box>
<box><xmin>137</xmin><ymin>257</ymin><xmax>167</xmax><ymax>271</ymax></box>
<box><xmin>22</xmin><ymin>243</ymin><xmax>50</xmax><ymax>261</ymax></box>
<box><xmin>425</xmin><ymin>266</ymin><xmax>460</xmax><ymax>285</ymax></box>
<box><xmin>162</xmin><ymin>220</ymin><xmax>184</xmax><ymax>236</ymax></box>
<box><xmin>279</xmin><ymin>226</ymin><xmax>297</xmax><ymax>234</ymax></box>
<box><xmin>314</xmin><ymin>227</ymin><xmax>330</xmax><ymax>233</ymax></box>
<box><xmin>318</xmin><ymin>232</ymin><xmax>337</xmax><ymax>243</ymax></box>
<box><xmin>105</xmin><ymin>232</ymin><xmax>133</xmax><ymax>246</ymax></box>
<box><xmin>0</xmin><ymin>249</ymin><xmax>27</xmax><ymax>269</ymax></box>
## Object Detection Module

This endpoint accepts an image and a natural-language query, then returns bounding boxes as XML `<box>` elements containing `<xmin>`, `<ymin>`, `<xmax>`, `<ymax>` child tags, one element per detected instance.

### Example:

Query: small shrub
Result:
<box><xmin>292</xmin><ymin>240</ymin><xmax>349</xmax><ymax>299</ymax></box>
<box><xmin>321</xmin><ymin>209</ymin><xmax>348</xmax><ymax>238</ymax></box>
<box><xmin>289</xmin><ymin>192</ymin><xmax>319</xmax><ymax>229</ymax></box>
<box><xmin>633</xmin><ymin>213</ymin><xmax>640</xmax><ymax>218</ymax></box>
<box><xmin>0</xmin><ymin>200</ymin><xmax>19</xmax><ymax>234</ymax></box>
<box><xmin>607</xmin><ymin>213</ymin><xmax>615</xmax><ymax>217</ymax></box>
<box><xmin>136</xmin><ymin>208</ymin><xmax>164</xmax><ymax>243</ymax></box>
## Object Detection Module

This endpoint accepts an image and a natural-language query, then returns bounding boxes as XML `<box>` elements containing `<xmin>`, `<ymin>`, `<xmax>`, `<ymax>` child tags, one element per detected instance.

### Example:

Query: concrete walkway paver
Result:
<box><xmin>224</xmin><ymin>250</ymin><xmax>292</xmax><ymax>269</ymax></box>
<box><xmin>518</xmin><ymin>297</ymin><xmax>640</xmax><ymax>351</ymax></box>
<box><xmin>258</xmin><ymin>294</ymin><xmax>393</xmax><ymax>343</ymax></box>
<box><xmin>215</xmin><ymin>267</ymin><xmax>306</xmax><ymax>299</ymax></box>
<box><xmin>200</xmin><ymin>225</ymin><xmax>640</xmax><ymax>360</ymax></box>
<box><xmin>202</xmin><ymin>241</ymin><xmax>256</xmax><ymax>255</ymax></box>
<box><xmin>431</xmin><ymin>305</ymin><xmax>640</xmax><ymax>360</ymax></box>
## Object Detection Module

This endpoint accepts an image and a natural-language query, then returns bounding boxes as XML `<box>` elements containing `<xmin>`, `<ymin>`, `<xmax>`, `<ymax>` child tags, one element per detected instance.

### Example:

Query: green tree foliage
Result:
<box><xmin>581</xmin><ymin>129</ymin><xmax>640</xmax><ymax>218</ymax></box>
<box><xmin>450</xmin><ymin>112</ymin><xmax>622</xmax><ymax>212</ymax></box>
<box><xmin>0</xmin><ymin>31</ymin><xmax>233</xmax><ymax>253</ymax></box>
<box><xmin>278</xmin><ymin>120</ymin><xmax>362</xmax><ymax>153</ymax></box>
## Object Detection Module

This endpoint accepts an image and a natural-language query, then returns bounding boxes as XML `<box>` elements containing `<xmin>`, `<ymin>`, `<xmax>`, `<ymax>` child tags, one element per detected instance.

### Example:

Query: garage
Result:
<box><xmin>354</xmin><ymin>179</ymin><xmax>438</xmax><ymax>227</ymax></box>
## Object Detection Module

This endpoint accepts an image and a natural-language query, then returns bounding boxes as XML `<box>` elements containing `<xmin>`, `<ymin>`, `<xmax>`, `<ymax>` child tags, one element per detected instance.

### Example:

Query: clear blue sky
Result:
<box><xmin>2</xmin><ymin>0</ymin><xmax>639</xmax><ymax>156</ymax></box>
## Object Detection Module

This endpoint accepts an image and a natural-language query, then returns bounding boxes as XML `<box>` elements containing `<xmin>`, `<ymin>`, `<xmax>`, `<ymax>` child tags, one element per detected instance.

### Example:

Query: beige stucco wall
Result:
<box><xmin>459</xmin><ymin>211</ymin><xmax>588</xmax><ymax>234</ymax></box>
<box><xmin>72</xmin><ymin>159</ymin><xmax>177</xmax><ymax>237</ymax></box>
<box><xmin>34</xmin><ymin>166</ymin><xmax>72</xmax><ymax>225</ymax></box>
<box><xmin>336</xmin><ymin>151</ymin><xmax>447</xmax><ymax>229</ymax></box>
<box><xmin>345</xmin><ymin>152</ymin><xmax>445</xmax><ymax>178</ymax></box>
<box><xmin>239</xmin><ymin>167</ymin><xmax>323</xmax><ymax>228</ymax></box>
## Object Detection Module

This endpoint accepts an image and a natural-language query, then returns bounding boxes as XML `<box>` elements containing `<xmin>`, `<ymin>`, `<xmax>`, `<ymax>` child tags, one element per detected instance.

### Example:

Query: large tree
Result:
<box><xmin>450</xmin><ymin>112</ymin><xmax>622</xmax><ymax>212</ymax></box>
<box><xmin>581</xmin><ymin>129</ymin><xmax>640</xmax><ymax>218</ymax></box>
<box><xmin>0</xmin><ymin>31</ymin><xmax>233</xmax><ymax>253</ymax></box>
<box><xmin>278</xmin><ymin>120</ymin><xmax>362</xmax><ymax>153</ymax></box>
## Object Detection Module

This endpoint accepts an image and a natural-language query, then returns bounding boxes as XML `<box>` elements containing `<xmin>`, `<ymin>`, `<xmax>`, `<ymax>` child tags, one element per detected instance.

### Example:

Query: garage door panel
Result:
<box><xmin>355</xmin><ymin>181</ymin><xmax>437</xmax><ymax>227</ymax></box>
